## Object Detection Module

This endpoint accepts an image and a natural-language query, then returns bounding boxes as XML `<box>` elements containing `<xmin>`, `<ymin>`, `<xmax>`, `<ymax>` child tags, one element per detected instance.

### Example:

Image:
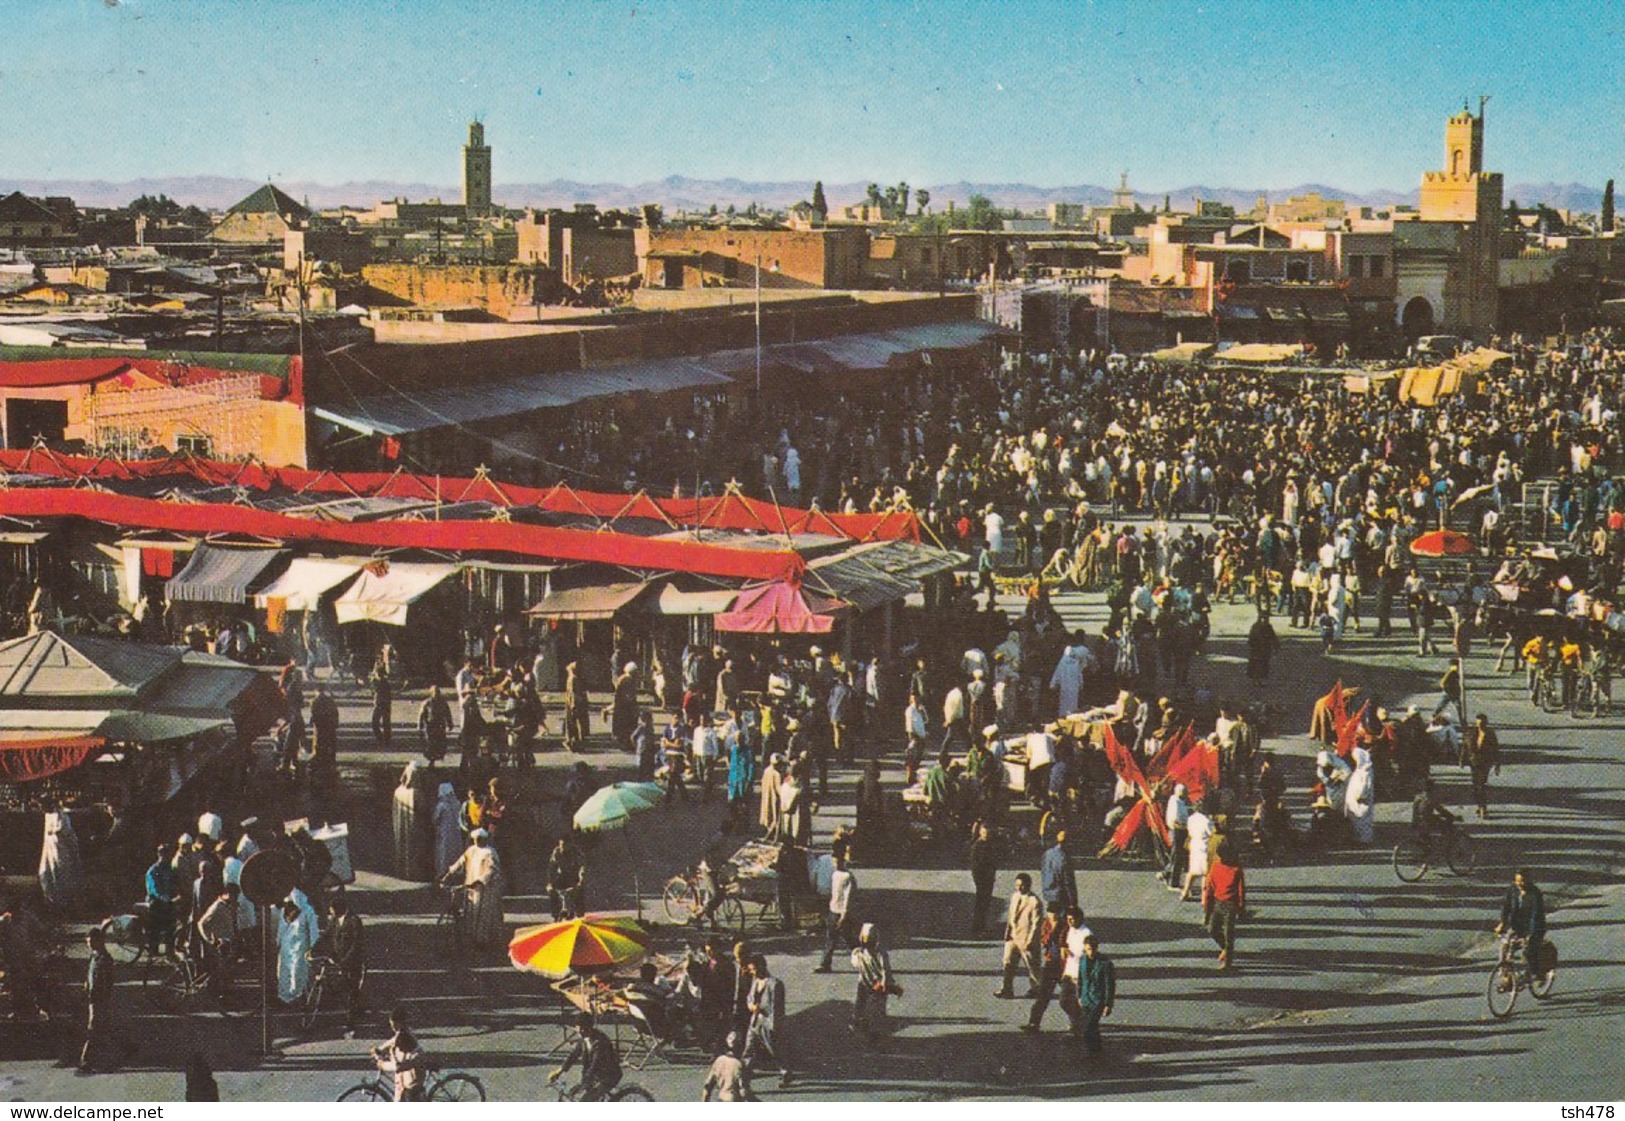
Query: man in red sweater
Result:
<box><xmin>1202</xmin><ymin>838</ymin><xmax>1247</xmax><ymax>969</ymax></box>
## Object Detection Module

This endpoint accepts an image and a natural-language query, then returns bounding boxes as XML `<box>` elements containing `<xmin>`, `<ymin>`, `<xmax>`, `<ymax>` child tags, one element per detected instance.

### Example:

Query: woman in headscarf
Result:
<box><xmin>431</xmin><ymin>782</ymin><xmax>463</xmax><ymax>877</ymax></box>
<box><xmin>849</xmin><ymin>923</ymin><xmax>898</xmax><ymax>1040</ymax></box>
<box><xmin>1343</xmin><ymin>746</ymin><xmax>1376</xmax><ymax>844</ymax></box>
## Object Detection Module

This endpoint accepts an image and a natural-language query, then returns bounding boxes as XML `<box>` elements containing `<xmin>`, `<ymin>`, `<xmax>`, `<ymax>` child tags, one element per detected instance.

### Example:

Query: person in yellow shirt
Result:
<box><xmin>1559</xmin><ymin>638</ymin><xmax>1583</xmax><ymax>709</ymax></box>
<box><xmin>1522</xmin><ymin>635</ymin><xmax>1546</xmax><ymax>702</ymax></box>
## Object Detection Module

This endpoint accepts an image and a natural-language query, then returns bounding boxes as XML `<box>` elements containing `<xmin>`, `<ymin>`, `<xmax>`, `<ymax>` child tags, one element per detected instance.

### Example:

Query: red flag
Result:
<box><xmin>1147</xmin><ymin>722</ymin><xmax>1196</xmax><ymax>782</ymax></box>
<box><xmin>1330</xmin><ymin>684</ymin><xmax>1349</xmax><ymax>730</ymax></box>
<box><xmin>1104</xmin><ymin>793</ymin><xmax>1172</xmax><ymax>855</ymax></box>
<box><xmin>1101</xmin><ymin>721</ymin><xmax>1150</xmax><ymax>797</ymax></box>
<box><xmin>1109</xmin><ymin>800</ymin><xmax>1148</xmax><ymax>852</ymax></box>
<box><xmin>1336</xmin><ymin>699</ymin><xmax>1370</xmax><ymax>759</ymax></box>
<box><xmin>1165</xmin><ymin>741</ymin><xmax>1220</xmax><ymax>802</ymax></box>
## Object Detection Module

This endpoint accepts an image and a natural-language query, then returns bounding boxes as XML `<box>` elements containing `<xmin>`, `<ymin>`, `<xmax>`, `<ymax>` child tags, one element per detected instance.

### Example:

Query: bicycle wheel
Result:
<box><xmin>428</xmin><ymin>1073</ymin><xmax>486</xmax><ymax>1102</ymax></box>
<box><xmin>1392</xmin><ymin>838</ymin><xmax>1427</xmax><ymax>883</ymax></box>
<box><xmin>1530</xmin><ymin>956</ymin><xmax>1556</xmax><ymax>1000</ymax></box>
<box><xmin>1446</xmin><ymin>830</ymin><xmax>1476</xmax><ymax>876</ymax></box>
<box><xmin>1486</xmin><ymin>963</ymin><xmax>1518</xmax><ymax>1019</ymax></box>
<box><xmin>337</xmin><ymin>1081</ymin><xmax>389</xmax><ymax>1102</ymax></box>
<box><xmin>717</xmin><ymin>895</ymin><xmax>746</xmax><ymax>934</ymax></box>
<box><xmin>611</xmin><ymin>1085</ymin><xmax>656</xmax><ymax>1102</ymax></box>
<box><xmin>109</xmin><ymin>937</ymin><xmax>144</xmax><ymax>965</ymax></box>
<box><xmin>299</xmin><ymin>978</ymin><xmax>325</xmax><ymax>1030</ymax></box>
<box><xmin>662</xmin><ymin>877</ymin><xmax>696</xmax><ymax>924</ymax></box>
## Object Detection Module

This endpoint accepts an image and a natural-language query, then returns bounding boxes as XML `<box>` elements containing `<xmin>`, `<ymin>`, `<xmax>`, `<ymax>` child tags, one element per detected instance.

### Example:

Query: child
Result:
<box><xmin>371</xmin><ymin>1007</ymin><xmax>426</xmax><ymax>1102</ymax></box>
<box><xmin>1317</xmin><ymin>610</ymin><xmax>1337</xmax><ymax>654</ymax></box>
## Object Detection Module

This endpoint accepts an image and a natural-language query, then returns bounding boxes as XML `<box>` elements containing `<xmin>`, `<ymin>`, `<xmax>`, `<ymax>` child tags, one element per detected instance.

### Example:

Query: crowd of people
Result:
<box><xmin>5</xmin><ymin>324</ymin><xmax>1617</xmax><ymax>1099</ymax></box>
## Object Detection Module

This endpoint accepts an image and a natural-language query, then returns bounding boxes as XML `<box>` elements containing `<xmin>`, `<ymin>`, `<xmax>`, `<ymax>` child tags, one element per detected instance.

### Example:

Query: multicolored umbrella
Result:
<box><xmin>508</xmin><ymin>915</ymin><xmax>653</xmax><ymax>977</ymax></box>
<box><xmin>571</xmin><ymin>781</ymin><xmax>665</xmax><ymax>832</ymax></box>
<box><xmin>1409</xmin><ymin>529</ymin><xmax>1474</xmax><ymax>556</ymax></box>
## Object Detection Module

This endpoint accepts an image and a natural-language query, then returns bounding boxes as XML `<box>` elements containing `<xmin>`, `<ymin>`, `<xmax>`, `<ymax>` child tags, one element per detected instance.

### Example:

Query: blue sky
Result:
<box><xmin>4</xmin><ymin>0</ymin><xmax>1623</xmax><ymax>190</ymax></box>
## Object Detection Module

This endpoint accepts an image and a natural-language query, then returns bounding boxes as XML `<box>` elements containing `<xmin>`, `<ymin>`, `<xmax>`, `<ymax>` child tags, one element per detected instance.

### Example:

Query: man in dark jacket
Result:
<box><xmin>968</xmin><ymin>823</ymin><xmax>998</xmax><ymax>935</ymax></box>
<box><xmin>1040</xmin><ymin>832</ymin><xmax>1078</xmax><ymax>914</ymax></box>
<box><xmin>417</xmin><ymin>686</ymin><xmax>452</xmax><ymax>764</ymax></box>
<box><xmin>1495</xmin><ymin>868</ymin><xmax>1548</xmax><ymax>979</ymax></box>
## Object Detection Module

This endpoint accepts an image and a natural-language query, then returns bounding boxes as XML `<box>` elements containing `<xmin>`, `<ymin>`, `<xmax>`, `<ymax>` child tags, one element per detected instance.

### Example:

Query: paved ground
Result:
<box><xmin>4</xmin><ymin>589</ymin><xmax>1623</xmax><ymax>1102</ymax></box>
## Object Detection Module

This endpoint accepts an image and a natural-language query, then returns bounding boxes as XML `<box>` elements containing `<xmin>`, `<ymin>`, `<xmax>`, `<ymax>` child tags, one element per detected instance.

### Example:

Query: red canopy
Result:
<box><xmin>1409</xmin><ymin>529</ymin><xmax>1473</xmax><ymax>557</ymax></box>
<box><xmin>714</xmin><ymin>582</ymin><xmax>841</xmax><ymax>634</ymax></box>
<box><xmin>0</xmin><ymin>487</ymin><xmax>806</xmax><ymax>584</ymax></box>
<box><xmin>0</xmin><ymin>736</ymin><xmax>106</xmax><ymax>784</ymax></box>
<box><xmin>0</xmin><ymin>449</ymin><xmax>919</xmax><ymax>543</ymax></box>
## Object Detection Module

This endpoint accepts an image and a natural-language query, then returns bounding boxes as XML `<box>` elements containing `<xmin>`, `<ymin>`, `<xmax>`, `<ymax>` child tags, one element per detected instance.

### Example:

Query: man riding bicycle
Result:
<box><xmin>1494</xmin><ymin>868</ymin><xmax>1548</xmax><ymax>981</ymax></box>
<box><xmin>550</xmin><ymin>1012</ymin><xmax>622</xmax><ymax>1101</ymax></box>
<box><xmin>1410</xmin><ymin>780</ymin><xmax>1459</xmax><ymax>859</ymax></box>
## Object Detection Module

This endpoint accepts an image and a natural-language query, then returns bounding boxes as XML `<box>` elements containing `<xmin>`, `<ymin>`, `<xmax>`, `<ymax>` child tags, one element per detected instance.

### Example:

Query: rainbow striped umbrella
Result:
<box><xmin>507</xmin><ymin>915</ymin><xmax>653</xmax><ymax>978</ymax></box>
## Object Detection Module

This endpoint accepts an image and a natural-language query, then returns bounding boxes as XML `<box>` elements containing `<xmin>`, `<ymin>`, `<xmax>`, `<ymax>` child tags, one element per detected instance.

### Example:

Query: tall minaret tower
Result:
<box><xmin>463</xmin><ymin>121</ymin><xmax>492</xmax><ymax>213</ymax></box>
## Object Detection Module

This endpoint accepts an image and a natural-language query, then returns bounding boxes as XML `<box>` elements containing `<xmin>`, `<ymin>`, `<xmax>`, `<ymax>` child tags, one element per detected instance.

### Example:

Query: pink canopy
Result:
<box><xmin>715</xmin><ymin>581</ymin><xmax>842</xmax><ymax>634</ymax></box>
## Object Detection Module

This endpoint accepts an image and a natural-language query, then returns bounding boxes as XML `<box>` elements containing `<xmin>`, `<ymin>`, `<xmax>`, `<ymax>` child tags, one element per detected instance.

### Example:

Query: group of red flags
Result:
<box><xmin>1099</xmin><ymin>719</ymin><xmax>1220</xmax><ymax>855</ymax></box>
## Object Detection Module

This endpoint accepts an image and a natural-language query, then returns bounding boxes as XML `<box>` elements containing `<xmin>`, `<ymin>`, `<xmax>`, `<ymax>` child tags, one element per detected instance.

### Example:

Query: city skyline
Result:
<box><xmin>5</xmin><ymin>0</ymin><xmax>1624</xmax><ymax>195</ymax></box>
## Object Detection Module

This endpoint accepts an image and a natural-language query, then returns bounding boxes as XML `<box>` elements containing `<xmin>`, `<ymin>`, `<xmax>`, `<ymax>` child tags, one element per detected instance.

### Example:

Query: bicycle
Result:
<box><xmin>100</xmin><ymin>906</ymin><xmax>150</xmax><ymax>965</ymax></box>
<box><xmin>1392</xmin><ymin>824</ymin><xmax>1475</xmax><ymax>882</ymax></box>
<box><xmin>1486</xmin><ymin>933</ymin><xmax>1555</xmax><ymax>1019</ymax></box>
<box><xmin>300</xmin><ymin>955</ymin><xmax>366</xmax><ymax>1031</ymax></box>
<box><xmin>546</xmin><ymin>1073</ymin><xmax>655</xmax><ymax>1102</ymax></box>
<box><xmin>434</xmin><ymin>885</ymin><xmax>473</xmax><ymax>958</ymax></box>
<box><xmin>661</xmin><ymin>866</ymin><xmax>744</xmax><ymax>932</ymax></box>
<box><xmin>143</xmin><ymin>950</ymin><xmax>237</xmax><ymax>1015</ymax></box>
<box><xmin>336</xmin><ymin>1064</ymin><xmax>487</xmax><ymax>1102</ymax></box>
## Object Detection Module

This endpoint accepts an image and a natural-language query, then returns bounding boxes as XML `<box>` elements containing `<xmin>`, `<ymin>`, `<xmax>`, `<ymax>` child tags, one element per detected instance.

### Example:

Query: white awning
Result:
<box><xmin>333</xmin><ymin>562</ymin><xmax>459</xmax><ymax>627</ymax></box>
<box><xmin>653</xmin><ymin>584</ymin><xmax>740</xmax><ymax>617</ymax></box>
<box><xmin>253</xmin><ymin>558</ymin><xmax>367</xmax><ymax>612</ymax></box>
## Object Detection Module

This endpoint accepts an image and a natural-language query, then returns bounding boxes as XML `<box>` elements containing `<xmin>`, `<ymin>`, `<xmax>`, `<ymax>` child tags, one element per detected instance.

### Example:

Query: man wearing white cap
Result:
<box><xmin>442</xmin><ymin>828</ymin><xmax>505</xmax><ymax>948</ymax></box>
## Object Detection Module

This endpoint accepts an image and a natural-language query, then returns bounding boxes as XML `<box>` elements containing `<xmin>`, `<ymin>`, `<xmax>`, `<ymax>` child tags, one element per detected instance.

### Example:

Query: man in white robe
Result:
<box><xmin>1344</xmin><ymin>746</ymin><xmax>1376</xmax><ymax>844</ymax></box>
<box><xmin>39</xmin><ymin>811</ymin><xmax>85</xmax><ymax>911</ymax></box>
<box><xmin>277</xmin><ymin>896</ymin><xmax>319</xmax><ymax>1003</ymax></box>
<box><xmin>1049</xmin><ymin>642</ymin><xmax>1095</xmax><ymax>718</ymax></box>
<box><xmin>443</xmin><ymin>829</ymin><xmax>504</xmax><ymax>948</ymax></box>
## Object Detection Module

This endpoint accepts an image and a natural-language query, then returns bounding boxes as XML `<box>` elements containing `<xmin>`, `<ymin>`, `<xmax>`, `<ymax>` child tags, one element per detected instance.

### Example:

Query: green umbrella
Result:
<box><xmin>572</xmin><ymin>781</ymin><xmax>665</xmax><ymax>833</ymax></box>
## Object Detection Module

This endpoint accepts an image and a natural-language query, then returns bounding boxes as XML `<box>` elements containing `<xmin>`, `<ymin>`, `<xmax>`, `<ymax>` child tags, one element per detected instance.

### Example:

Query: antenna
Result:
<box><xmin>1478</xmin><ymin>94</ymin><xmax>1490</xmax><ymax>121</ymax></box>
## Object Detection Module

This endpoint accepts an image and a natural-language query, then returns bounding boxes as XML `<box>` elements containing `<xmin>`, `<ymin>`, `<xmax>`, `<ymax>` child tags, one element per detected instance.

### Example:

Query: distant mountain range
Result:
<box><xmin>0</xmin><ymin>174</ymin><xmax>1607</xmax><ymax>216</ymax></box>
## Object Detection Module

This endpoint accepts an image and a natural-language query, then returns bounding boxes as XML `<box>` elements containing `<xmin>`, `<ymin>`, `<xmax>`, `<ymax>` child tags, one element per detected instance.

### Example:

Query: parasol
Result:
<box><xmin>571</xmin><ymin>781</ymin><xmax>665</xmax><ymax>833</ymax></box>
<box><xmin>508</xmin><ymin>915</ymin><xmax>653</xmax><ymax>977</ymax></box>
<box><xmin>1409</xmin><ymin>529</ymin><xmax>1474</xmax><ymax>557</ymax></box>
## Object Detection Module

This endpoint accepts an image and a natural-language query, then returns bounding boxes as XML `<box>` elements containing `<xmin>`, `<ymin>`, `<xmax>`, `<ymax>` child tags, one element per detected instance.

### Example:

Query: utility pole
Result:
<box><xmin>754</xmin><ymin>248</ymin><xmax>763</xmax><ymax>396</ymax></box>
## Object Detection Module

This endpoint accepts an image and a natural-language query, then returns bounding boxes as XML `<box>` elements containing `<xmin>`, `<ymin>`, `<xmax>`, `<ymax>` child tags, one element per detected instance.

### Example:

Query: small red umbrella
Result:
<box><xmin>1409</xmin><ymin>529</ymin><xmax>1474</xmax><ymax>557</ymax></box>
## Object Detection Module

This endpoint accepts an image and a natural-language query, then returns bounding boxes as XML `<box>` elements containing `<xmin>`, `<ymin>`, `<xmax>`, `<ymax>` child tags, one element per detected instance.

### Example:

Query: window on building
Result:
<box><xmin>1347</xmin><ymin>255</ymin><xmax>1364</xmax><ymax>279</ymax></box>
<box><xmin>1226</xmin><ymin>261</ymin><xmax>1250</xmax><ymax>284</ymax></box>
<box><xmin>1285</xmin><ymin>260</ymin><xmax>1310</xmax><ymax>282</ymax></box>
<box><xmin>176</xmin><ymin>434</ymin><xmax>213</xmax><ymax>458</ymax></box>
<box><xmin>1368</xmin><ymin>255</ymin><xmax>1385</xmax><ymax>278</ymax></box>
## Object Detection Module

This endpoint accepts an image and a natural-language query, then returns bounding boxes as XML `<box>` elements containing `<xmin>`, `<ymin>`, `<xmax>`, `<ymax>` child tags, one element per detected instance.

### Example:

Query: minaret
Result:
<box><xmin>463</xmin><ymin>121</ymin><xmax>492</xmax><ymax>213</ymax></box>
<box><xmin>1112</xmin><ymin>171</ymin><xmax>1134</xmax><ymax>210</ymax></box>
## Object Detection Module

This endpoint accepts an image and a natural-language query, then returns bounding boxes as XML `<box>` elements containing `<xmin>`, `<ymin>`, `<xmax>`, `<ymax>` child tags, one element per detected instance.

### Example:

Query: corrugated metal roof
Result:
<box><xmin>804</xmin><ymin>539</ymin><xmax>966</xmax><ymax>611</ymax></box>
<box><xmin>314</xmin><ymin>356</ymin><xmax>735</xmax><ymax>437</ymax></box>
<box><xmin>0</xmin><ymin>631</ymin><xmax>183</xmax><ymax>701</ymax></box>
